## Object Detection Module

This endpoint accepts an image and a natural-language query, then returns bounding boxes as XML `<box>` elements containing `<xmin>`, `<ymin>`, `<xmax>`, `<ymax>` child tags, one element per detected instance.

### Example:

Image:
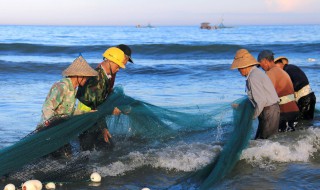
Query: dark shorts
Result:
<box><xmin>297</xmin><ymin>92</ymin><xmax>316</xmax><ymax>120</ymax></box>
<box><xmin>279</xmin><ymin>111</ymin><xmax>299</xmax><ymax>132</ymax></box>
<box><xmin>255</xmin><ymin>103</ymin><xmax>280</xmax><ymax>139</ymax></box>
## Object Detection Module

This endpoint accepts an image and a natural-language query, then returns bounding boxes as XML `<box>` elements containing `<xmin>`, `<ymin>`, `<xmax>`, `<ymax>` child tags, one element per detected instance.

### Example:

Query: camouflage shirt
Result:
<box><xmin>76</xmin><ymin>65</ymin><xmax>114</xmax><ymax>109</ymax></box>
<box><xmin>41</xmin><ymin>77</ymin><xmax>76</xmax><ymax>122</ymax></box>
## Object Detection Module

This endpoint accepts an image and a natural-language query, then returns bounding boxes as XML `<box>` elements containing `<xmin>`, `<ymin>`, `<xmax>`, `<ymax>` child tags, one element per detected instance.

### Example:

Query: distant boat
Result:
<box><xmin>136</xmin><ymin>23</ymin><xmax>156</xmax><ymax>28</ymax></box>
<box><xmin>216</xmin><ymin>18</ymin><xmax>232</xmax><ymax>29</ymax></box>
<box><xmin>200</xmin><ymin>22</ymin><xmax>218</xmax><ymax>30</ymax></box>
<box><xmin>200</xmin><ymin>18</ymin><xmax>232</xmax><ymax>30</ymax></box>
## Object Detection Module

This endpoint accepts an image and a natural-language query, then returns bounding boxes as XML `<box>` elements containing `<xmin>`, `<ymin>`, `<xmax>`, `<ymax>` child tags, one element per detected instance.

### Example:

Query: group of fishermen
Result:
<box><xmin>38</xmin><ymin>46</ymin><xmax>316</xmax><ymax>157</ymax></box>
<box><xmin>38</xmin><ymin>44</ymin><xmax>134</xmax><ymax>156</ymax></box>
<box><xmin>232</xmin><ymin>49</ymin><xmax>316</xmax><ymax>139</ymax></box>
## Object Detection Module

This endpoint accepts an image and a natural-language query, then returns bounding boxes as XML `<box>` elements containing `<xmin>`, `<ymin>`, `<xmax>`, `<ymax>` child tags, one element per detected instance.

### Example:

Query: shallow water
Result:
<box><xmin>0</xmin><ymin>25</ymin><xmax>320</xmax><ymax>189</ymax></box>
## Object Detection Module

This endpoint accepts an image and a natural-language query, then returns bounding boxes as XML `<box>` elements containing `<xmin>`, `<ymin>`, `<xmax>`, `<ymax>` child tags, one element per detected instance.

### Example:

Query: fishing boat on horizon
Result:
<box><xmin>135</xmin><ymin>23</ymin><xmax>156</xmax><ymax>28</ymax></box>
<box><xmin>200</xmin><ymin>18</ymin><xmax>232</xmax><ymax>30</ymax></box>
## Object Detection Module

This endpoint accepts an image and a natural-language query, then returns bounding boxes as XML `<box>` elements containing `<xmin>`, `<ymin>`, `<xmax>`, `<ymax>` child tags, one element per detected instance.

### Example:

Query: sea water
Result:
<box><xmin>0</xmin><ymin>25</ymin><xmax>320</xmax><ymax>189</ymax></box>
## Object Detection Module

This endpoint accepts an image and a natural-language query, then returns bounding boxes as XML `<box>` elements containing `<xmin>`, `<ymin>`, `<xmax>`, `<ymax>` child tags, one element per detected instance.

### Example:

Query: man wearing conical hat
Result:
<box><xmin>258</xmin><ymin>50</ymin><xmax>300</xmax><ymax>132</ymax></box>
<box><xmin>231</xmin><ymin>49</ymin><xmax>280</xmax><ymax>139</ymax></box>
<box><xmin>76</xmin><ymin>47</ymin><xmax>129</xmax><ymax>151</ymax></box>
<box><xmin>274</xmin><ymin>56</ymin><xmax>316</xmax><ymax>120</ymax></box>
<box><xmin>39</xmin><ymin>55</ymin><xmax>98</xmax><ymax>128</ymax></box>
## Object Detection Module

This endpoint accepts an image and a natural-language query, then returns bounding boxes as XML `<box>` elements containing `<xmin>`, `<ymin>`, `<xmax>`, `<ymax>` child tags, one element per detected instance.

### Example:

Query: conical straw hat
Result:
<box><xmin>274</xmin><ymin>56</ymin><xmax>289</xmax><ymax>65</ymax></box>
<box><xmin>231</xmin><ymin>49</ymin><xmax>259</xmax><ymax>69</ymax></box>
<box><xmin>62</xmin><ymin>56</ymin><xmax>98</xmax><ymax>77</ymax></box>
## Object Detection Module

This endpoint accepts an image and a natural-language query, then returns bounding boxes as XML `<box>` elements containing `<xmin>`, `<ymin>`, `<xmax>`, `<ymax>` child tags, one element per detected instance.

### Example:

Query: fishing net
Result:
<box><xmin>0</xmin><ymin>108</ymin><xmax>101</xmax><ymax>182</ymax></box>
<box><xmin>0</xmin><ymin>86</ymin><xmax>226</xmax><ymax>183</ymax></box>
<box><xmin>182</xmin><ymin>97</ymin><xmax>254</xmax><ymax>189</ymax></box>
<box><xmin>0</xmin><ymin>86</ymin><xmax>253</xmax><ymax>188</ymax></box>
<box><xmin>0</xmin><ymin>88</ymin><xmax>119</xmax><ymax>181</ymax></box>
<box><xmin>106</xmin><ymin>92</ymin><xmax>221</xmax><ymax>140</ymax></box>
<box><xmin>6</xmin><ymin>151</ymin><xmax>91</xmax><ymax>183</ymax></box>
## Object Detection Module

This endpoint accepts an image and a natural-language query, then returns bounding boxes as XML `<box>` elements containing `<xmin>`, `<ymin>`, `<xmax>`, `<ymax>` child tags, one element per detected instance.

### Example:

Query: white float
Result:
<box><xmin>45</xmin><ymin>182</ymin><xmax>56</xmax><ymax>189</ymax></box>
<box><xmin>90</xmin><ymin>172</ymin><xmax>101</xmax><ymax>183</ymax></box>
<box><xmin>4</xmin><ymin>184</ymin><xmax>15</xmax><ymax>190</ymax></box>
<box><xmin>22</xmin><ymin>180</ymin><xmax>42</xmax><ymax>190</ymax></box>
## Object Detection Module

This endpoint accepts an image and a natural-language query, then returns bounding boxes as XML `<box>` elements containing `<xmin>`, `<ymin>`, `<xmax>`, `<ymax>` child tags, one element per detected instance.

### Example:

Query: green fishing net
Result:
<box><xmin>0</xmin><ymin>87</ymin><xmax>254</xmax><ymax>188</ymax></box>
<box><xmin>0</xmin><ymin>87</ymin><xmax>221</xmax><ymax>181</ymax></box>
<box><xmin>184</xmin><ymin>97</ymin><xmax>254</xmax><ymax>189</ymax></box>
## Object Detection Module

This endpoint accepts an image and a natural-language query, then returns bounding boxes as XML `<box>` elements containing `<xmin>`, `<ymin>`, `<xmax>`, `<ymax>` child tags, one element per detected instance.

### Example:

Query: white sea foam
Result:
<box><xmin>97</xmin><ymin>142</ymin><xmax>221</xmax><ymax>177</ymax></box>
<box><xmin>307</xmin><ymin>58</ymin><xmax>316</xmax><ymax>62</ymax></box>
<box><xmin>240</xmin><ymin>128</ymin><xmax>320</xmax><ymax>166</ymax></box>
<box><xmin>153</xmin><ymin>143</ymin><xmax>219</xmax><ymax>171</ymax></box>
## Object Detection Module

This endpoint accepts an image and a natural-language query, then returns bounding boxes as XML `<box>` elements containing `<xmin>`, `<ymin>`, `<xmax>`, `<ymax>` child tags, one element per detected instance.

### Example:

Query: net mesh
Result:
<box><xmin>0</xmin><ymin>87</ymin><xmax>254</xmax><ymax>188</ymax></box>
<box><xmin>179</xmin><ymin>97</ymin><xmax>254</xmax><ymax>189</ymax></box>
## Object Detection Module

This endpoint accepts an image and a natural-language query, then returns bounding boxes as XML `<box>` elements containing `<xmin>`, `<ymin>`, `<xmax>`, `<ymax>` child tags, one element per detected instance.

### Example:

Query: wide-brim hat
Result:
<box><xmin>117</xmin><ymin>44</ymin><xmax>134</xmax><ymax>63</ymax></box>
<box><xmin>62</xmin><ymin>56</ymin><xmax>98</xmax><ymax>77</ymax></box>
<box><xmin>231</xmin><ymin>49</ymin><xmax>259</xmax><ymax>69</ymax></box>
<box><xmin>274</xmin><ymin>56</ymin><xmax>289</xmax><ymax>65</ymax></box>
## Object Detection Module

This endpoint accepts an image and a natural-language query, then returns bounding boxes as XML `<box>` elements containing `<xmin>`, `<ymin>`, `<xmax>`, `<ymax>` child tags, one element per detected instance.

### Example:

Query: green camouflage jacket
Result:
<box><xmin>76</xmin><ymin>66</ymin><xmax>113</xmax><ymax>109</ymax></box>
<box><xmin>41</xmin><ymin>77</ymin><xmax>76</xmax><ymax>122</ymax></box>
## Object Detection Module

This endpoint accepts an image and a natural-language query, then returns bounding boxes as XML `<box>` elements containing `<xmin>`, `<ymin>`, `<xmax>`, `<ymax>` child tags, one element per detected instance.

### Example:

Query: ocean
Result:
<box><xmin>0</xmin><ymin>25</ymin><xmax>320</xmax><ymax>189</ymax></box>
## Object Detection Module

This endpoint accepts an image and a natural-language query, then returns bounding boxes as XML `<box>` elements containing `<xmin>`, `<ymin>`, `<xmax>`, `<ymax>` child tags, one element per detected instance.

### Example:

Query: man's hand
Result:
<box><xmin>44</xmin><ymin>120</ymin><xmax>50</xmax><ymax>127</ymax></box>
<box><xmin>112</xmin><ymin>107</ymin><xmax>121</xmax><ymax>115</ymax></box>
<box><xmin>103</xmin><ymin>128</ymin><xmax>112</xmax><ymax>143</ymax></box>
<box><xmin>232</xmin><ymin>103</ymin><xmax>239</xmax><ymax>109</ymax></box>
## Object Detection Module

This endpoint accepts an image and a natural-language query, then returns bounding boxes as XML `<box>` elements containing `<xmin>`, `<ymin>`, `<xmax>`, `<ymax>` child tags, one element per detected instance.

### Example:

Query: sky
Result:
<box><xmin>0</xmin><ymin>0</ymin><xmax>319</xmax><ymax>26</ymax></box>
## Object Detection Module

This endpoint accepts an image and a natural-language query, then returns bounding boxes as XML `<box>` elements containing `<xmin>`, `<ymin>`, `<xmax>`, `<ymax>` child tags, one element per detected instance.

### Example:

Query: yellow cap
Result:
<box><xmin>102</xmin><ymin>47</ymin><xmax>126</xmax><ymax>68</ymax></box>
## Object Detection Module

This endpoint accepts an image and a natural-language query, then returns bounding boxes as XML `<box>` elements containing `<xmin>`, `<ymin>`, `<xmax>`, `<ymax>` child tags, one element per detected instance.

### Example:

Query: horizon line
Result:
<box><xmin>0</xmin><ymin>23</ymin><xmax>319</xmax><ymax>27</ymax></box>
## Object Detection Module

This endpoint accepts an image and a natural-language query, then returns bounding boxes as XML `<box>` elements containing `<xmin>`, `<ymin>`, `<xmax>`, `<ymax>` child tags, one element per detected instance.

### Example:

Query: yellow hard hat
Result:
<box><xmin>102</xmin><ymin>47</ymin><xmax>126</xmax><ymax>68</ymax></box>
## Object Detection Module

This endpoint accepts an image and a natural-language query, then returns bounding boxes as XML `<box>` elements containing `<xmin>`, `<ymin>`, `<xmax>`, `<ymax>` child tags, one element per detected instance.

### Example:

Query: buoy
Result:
<box><xmin>4</xmin><ymin>184</ymin><xmax>15</xmax><ymax>190</ymax></box>
<box><xmin>141</xmin><ymin>188</ymin><xmax>151</xmax><ymax>190</ymax></box>
<box><xmin>22</xmin><ymin>180</ymin><xmax>42</xmax><ymax>190</ymax></box>
<box><xmin>21</xmin><ymin>183</ymin><xmax>36</xmax><ymax>190</ymax></box>
<box><xmin>45</xmin><ymin>182</ymin><xmax>56</xmax><ymax>189</ymax></box>
<box><xmin>90</xmin><ymin>172</ymin><xmax>101</xmax><ymax>183</ymax></box>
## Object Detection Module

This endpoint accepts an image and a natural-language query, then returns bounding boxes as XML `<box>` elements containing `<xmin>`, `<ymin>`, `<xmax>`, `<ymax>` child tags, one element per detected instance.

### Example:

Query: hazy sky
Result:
<box><xmin>0</xmin><ymin>0</ymin><xmax>319</xmax><ymax>26</ymax></box>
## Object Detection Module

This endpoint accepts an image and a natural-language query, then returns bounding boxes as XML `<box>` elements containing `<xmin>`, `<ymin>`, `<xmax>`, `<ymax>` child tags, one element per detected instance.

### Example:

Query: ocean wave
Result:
<box><xmin>96</xmin><ymin>142</ymin><xmax>220</xmax><ymax>177</ymax></box>
<box><xmin>0</xmin><ymin>59</ymin><xmax>232</xmax><ymax>75</ymax></box>
<box><xmin>1</xmin><ymin>42</ymin><xmax>319</xmax><ymax>59</ymax></box>
<box><xmin>0</xmin><ymin>43</ymin><xmax>100</xmax><ymax>55</ymax></box>
<box><xmin>0</xmin><ymin>60</ymin><xmax>70</xmax><ymax>74</ymax></box>
<box><xmin>240</xmin><ymin>128</ymin><xmax>320</xmax><ymax>168</ymax></box>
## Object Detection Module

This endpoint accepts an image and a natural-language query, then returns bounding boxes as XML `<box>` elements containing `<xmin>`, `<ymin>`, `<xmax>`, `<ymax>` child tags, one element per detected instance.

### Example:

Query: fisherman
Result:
<box><xmin>40</xmin><ymin>55</ymin><xmax>98</xmax><ymax>128</ymax></box>
<box><xmin>107</xmin><ymin>44</ymin><xmax>134</xmax><ymax>91</ymax></box>
<box><xmin>39</xmin><ymin>55</ymin><xmax>98</xmax><ymax>157</ymax></box>
<box><xmin>258</xmin><ymin>50</ymin><xmax>300</xmax><ymax>132</ymax></box>
<box><xmin>231</xmin><ymin>49</ymin><xmax>280</xmax><ymax>139</ymax></box>
<box><xmin>76</xmin><ymin>45</ymin><xmax>133</xmax><ymax>151</ymax></box>
<box><xmin>274</xmin><ymin>56</ymin><xmax>316</xmax><ymax>120</ymax></box>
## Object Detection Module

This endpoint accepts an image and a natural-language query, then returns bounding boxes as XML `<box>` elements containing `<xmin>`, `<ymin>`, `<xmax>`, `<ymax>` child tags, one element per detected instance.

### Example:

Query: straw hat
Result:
<box><xmin>62</xmin><ymin>56</ymin><xmax>98</xmax><ymax>77</ymax></box>
<box><xmin>274</xmin><ymin>56</ymin><xmax>289</xmax><ymax>65</ymax></box>
<box><xmin>231</xmin><ymin>49</ymin><xmax>259</xmax><ymax>69</ymax></box>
